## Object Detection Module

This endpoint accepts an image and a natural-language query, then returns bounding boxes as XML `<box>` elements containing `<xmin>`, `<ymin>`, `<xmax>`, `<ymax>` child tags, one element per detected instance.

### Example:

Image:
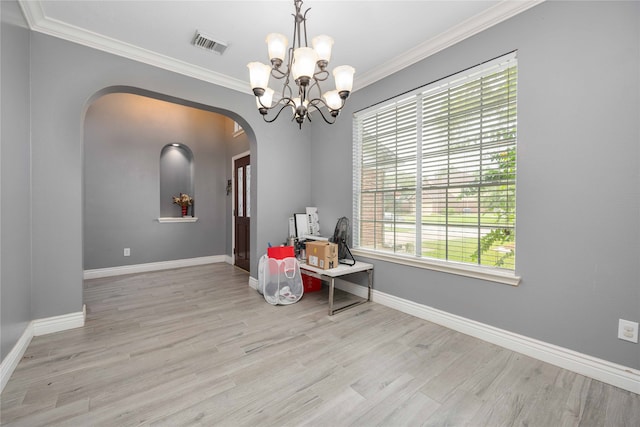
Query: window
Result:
<box><xmin>233</xmin><ymin>121</ymin><xmax>245</xmax><ymax>137</ymax></box>
<box><xmin>353</xmin><ymin>53</ymin><xmax>517</xmax><ymax>279</ymax></box>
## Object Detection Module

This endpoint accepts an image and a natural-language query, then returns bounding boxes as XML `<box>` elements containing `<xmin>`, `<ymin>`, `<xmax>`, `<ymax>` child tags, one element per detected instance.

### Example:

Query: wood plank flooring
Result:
<box><xmin>1</xmin><ymin>263</ymin><xmax>639</xmax><ymax>426</ymax></box>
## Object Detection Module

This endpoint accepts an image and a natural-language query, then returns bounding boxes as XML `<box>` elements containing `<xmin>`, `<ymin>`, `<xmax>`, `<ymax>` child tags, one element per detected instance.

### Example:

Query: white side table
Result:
<box><xmin>299</xmin><ymin>261</ymin><xmax>373</xmax><ymax>315</ymax></box>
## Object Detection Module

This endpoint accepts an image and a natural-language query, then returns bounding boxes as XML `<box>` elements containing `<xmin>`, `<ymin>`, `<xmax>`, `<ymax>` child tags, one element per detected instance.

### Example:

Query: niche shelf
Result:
<box><xmin>157</xmin><ymin>217</ymin><xmax>198</xmax><ymax>223</ymax></box>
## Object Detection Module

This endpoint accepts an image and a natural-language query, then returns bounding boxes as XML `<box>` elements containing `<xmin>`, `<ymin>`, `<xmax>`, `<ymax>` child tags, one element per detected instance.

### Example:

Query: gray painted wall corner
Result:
<box><xmin>0</xmin><ymin>0</ymin><xmax>32</xmax><ymax>361</ymax></box>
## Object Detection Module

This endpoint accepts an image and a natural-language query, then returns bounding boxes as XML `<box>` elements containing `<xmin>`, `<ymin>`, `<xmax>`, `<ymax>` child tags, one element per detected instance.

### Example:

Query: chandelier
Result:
<box><xmin>247</xmin><ymin>0</ymin><xmax>355</xmax><ymax>129</ymax></box>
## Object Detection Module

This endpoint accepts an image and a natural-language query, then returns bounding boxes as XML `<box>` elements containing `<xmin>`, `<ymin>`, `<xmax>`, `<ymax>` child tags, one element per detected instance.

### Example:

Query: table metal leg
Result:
<box><xmin>328</xmin><ymin>277</ymin><xmax>335</xmax><ymax>315</ymax></box>
<box><xmin>327</xmin><ymin>268</ymin><xmax>373</xmax><ymax>316</ymax></box>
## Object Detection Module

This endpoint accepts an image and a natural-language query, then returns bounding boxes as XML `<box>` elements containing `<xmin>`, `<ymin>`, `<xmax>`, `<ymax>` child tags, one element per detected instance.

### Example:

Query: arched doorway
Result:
<box><xmin>82</xmin><ymin>87</ymin><xmax>254</xmax><ymax>283</ymax></box>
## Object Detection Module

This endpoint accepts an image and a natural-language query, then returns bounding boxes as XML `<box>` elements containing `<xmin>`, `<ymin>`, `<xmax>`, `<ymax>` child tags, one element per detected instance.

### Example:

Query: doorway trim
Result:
<box><xmin>231</xmin><ymin>150</ymin><xmax>250</xmax><ymax>266</ymax></box>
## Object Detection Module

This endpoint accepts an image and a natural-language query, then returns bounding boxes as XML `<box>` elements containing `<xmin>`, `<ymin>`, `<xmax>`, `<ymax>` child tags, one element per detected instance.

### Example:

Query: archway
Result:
<box><xmin>82</xmin><ymin>87</ymin><xmax>256</xmax><ymax>287</ymax></box>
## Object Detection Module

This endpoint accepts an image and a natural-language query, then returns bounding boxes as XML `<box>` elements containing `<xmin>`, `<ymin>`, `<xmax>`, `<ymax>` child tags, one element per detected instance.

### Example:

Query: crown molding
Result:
<box><xmin>18</xmin><ymin>0</ymin><xmax>251</xmax><ymax>95</ymax></box>
<box><xmin>18</xmin><ymin>0</ymin><xmax>544</xmax><ymax>96</ymax></box>
<box><xmin>354</xmin><ymin>0</ymin><xmax>545</xmax><ymax>90</ymax></box>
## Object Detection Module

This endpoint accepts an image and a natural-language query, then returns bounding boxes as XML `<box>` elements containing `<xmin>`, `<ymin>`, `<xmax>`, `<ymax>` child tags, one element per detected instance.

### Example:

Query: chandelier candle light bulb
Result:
<box><xmin>247</xmin><ymin>62</ymin><xmax>272</xmax><ymax>96</ymax></box>
<box><xmin>266</xmin><ymin>33</ymin><xmax>288</xmax><ymax>66</ymax></box>
<box><xmin>333</xmin><ymin>65</ymin><xmax>356</xmax><ymax>97</ymax></box>
<box><xmin>312</xmin><ymin>35</ymin><xmax>334</xmax><ymax>67</ymax></box>
<box><xmin>323</xmin><ymin>90</ymin><xmax>342</xmax><ymax>114</ymax></box>
<box><xmin>256</xmin><ymin>87</ymin><xmax>275</xmax><ymax>113</ymax></box>
<box><xmin>292</xmin><ymin>47</ymin><xmax>318</xmax><ymax>83</ymax></box>
<box><xmin>247</xmin><ymin>0</ymin><xmax>354</xmax><ymax>128</ymax></box>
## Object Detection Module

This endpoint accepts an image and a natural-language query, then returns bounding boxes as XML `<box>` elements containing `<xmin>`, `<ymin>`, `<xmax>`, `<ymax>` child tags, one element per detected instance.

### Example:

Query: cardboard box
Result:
<box><xmin>305</xmin><ymin>241</ymin><xmax>338</xmax><ymax>270</ymax></box>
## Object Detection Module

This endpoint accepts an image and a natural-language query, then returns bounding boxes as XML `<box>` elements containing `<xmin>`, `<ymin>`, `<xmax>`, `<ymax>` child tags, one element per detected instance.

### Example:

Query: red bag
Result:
<box><xmin>267</xmin><ymin>246</ymin><xmax>295</xmax><ymax>260</ymax></box>
<box><xmin>302</xmin><ymin>273</ymin><xmax>322</xmax><ymax>292</ymax></box>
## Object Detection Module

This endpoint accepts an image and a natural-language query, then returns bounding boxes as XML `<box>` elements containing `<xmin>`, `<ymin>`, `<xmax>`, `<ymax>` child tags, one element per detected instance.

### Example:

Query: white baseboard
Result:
<box><xmin>6</xmin><ymin>272</ymin><xmax>636</xmax><ymax>395</ymax></box>
<box><xmin>0</xmin><ymin>323</ymin><xmax>33</xmax><ymax>392</ymax></box>
<box><xmin>334</xmin><ymin>279</ymin><xmax>369</xmax><ymax>298</ymax></box>
<box><xmin>83</xmin><ymin>255</ymin><xmax>227</xmax><ymax>279</ymax></box>
<box><xmin>335</xmin><ymin>281</ymin><xmax>639</xmax><ymax>394</ymax></box>
<box><xmin>33</xmin><ymin>309</ymin><xmax>85</xmax><ymax>336</ymax></box>
<box><xmin>1</xmin><ymin>308</ymin><xmax>85</xmax><ymax>393</ymax></box>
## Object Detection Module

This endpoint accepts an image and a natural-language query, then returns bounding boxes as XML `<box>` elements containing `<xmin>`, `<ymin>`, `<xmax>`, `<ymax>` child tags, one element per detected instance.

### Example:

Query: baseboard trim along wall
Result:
<box><xmin>1</xmin><ymin>308</ymin><xmax>85</xmax><ymax>393</ymax></box>
<box><xmin>8</xmin><ymin>257</ymin><xmax>637</xmax><ymax>394</ymax></box>
<box><xmin>83</xmin><ymin>255</ymin><xmax>228</xmax><ymax>279</ymax></box>
<box><xmin>1</xmin><ymin>323</ymin><xmax>33</xmax><ymax>392</ymax></box>
<box><xmin>32</xmin><ymin>310</ymin><xmax>86</xmax><ymax>336</ymax></box>
<box><xmin>6</xmin><ymin>257</ymin><xmax>231</xmax><ymax>392</ymax></box>
<box><xmin>333</xmin><ymin>279</ymin><xmax>639</xmax><ymax>394</ymax></box>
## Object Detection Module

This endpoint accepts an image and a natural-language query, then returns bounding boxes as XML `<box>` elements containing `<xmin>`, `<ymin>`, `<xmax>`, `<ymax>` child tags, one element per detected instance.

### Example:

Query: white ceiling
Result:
<box><xmin>18</xmin><ymin>0</ymin><xmax>543</xmax><ymax>94</ymax></box>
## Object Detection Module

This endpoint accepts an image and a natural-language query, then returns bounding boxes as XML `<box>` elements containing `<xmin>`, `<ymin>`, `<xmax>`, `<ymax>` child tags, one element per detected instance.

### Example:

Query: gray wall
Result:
<box><xmin>311</xmin><ymin>0</ymin><xmax>640</xmax><ymax>369</ymax></box>
<box><xmin>84</xmin><ymin>92</ymin><xmax>231</xmax><ymax>269</ymax></box>
<box><xmin>0</xmin><ymin>10</ymin><xmax>311</xmax><ymax>358</ymax></box>
<box><xmin>0</xmin><ymin>0</ymin><xmax>32</xmax><ymax>360</ymax></box>
<box><xmin>23</xmin><ymin>29</ymin><xmax>311</xmax><ymax>324</ymax></box>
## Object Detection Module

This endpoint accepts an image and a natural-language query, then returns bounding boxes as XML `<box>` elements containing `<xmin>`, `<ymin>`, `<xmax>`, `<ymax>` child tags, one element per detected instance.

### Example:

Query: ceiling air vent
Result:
<box><xmin>192</xmin><ymin>30</ymin><xmax>228</xmax><ymax>55</ymax></box>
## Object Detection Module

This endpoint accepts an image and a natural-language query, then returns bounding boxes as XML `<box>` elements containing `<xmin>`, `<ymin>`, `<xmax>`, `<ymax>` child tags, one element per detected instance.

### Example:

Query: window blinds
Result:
<box><xmin>353</xmin><ymin>52</ymin><xmax>517</xmax><ymax>270</ymax></box>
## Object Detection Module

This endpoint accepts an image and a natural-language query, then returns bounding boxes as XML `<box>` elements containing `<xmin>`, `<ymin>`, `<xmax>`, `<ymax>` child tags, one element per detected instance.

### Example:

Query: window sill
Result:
<box><xmin>351</xmin><ymin>248</ymin><xmax>520</xmax><ymax>287</ymax></box>
<box><xmin>157</xmin><ymin>217</ymin><xmax>198</xmax><ymax>223</ymax></box>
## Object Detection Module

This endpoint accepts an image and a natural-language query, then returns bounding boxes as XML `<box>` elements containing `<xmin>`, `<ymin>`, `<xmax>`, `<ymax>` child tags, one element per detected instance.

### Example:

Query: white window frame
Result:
<box><xmin>233</xmin><ymin>121</ymin><xmax>245</xmax><ymax>137</ymax></box>
<box><xmin>352</xmin><ymin>52</ymin><xmax>520</xmax><ymax>286</ymax></box>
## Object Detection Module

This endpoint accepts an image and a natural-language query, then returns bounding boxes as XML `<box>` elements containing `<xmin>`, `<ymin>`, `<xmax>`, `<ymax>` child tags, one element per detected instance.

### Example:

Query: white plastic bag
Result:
<box><xmin>257</xmin><ymin>254</ymin><xmax>268</xmax><ymax>295</ymax></box>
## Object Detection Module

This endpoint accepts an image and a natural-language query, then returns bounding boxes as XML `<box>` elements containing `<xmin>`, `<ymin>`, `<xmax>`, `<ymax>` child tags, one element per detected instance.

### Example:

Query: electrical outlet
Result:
<box><xmin>618</xmin><ymin>319</ymin><xmax>638</xmax><ymax>343</ymax></box>
<box><xmin>124</xmin><ymin>248</ymin><xmax>131</xmax><ymax>257</ymax></box>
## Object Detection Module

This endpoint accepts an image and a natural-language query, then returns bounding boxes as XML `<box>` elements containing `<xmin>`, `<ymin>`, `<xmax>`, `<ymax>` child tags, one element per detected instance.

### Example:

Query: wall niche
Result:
<box><xmin>160</xmin><ymin>143</ymin><xmax>194</xmax><ymax>219</ymax></box>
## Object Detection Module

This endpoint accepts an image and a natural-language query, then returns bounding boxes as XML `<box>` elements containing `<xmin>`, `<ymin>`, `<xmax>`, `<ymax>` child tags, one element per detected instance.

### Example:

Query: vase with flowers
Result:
<box><xmin>172</xmin><ymin>193</ymin><xmax>194</xmax><ymax>217</ymax></box>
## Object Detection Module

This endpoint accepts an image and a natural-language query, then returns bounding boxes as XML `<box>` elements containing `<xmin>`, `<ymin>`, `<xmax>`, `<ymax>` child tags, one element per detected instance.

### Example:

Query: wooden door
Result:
<box><xmin>234</xmin><ymin>155</ymin><xmax>251</xmax><ymax>271</ymax></box>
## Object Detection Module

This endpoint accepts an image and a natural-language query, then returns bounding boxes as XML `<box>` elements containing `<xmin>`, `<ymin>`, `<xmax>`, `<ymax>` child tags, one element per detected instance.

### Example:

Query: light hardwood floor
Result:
<box><xmin>1</xmin><ymin>263</ymin><xmax>639</xmax><ymax>426</ymax></box>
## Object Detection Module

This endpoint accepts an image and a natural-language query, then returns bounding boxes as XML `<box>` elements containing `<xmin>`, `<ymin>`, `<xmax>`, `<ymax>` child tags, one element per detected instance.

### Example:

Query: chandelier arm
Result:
<box><xmin>307</xmin><ymin>79</ymin><xmax>323</xmax><ymax>102</ymax></box>
<box><xmin>283</xmin><ymin>52</ymin><xmax>294</xmax><ymax>81</ymax></box>
<box><xmin>271</xmin><ymin>68</ymin><xmax>288</xmax><ymax>79</ymax></box>
<box><xmin>262</xmin><ymin>102</ymin><xmax>294</xmax><ymax>123</ymax></box>
<box><xmin>319</xmin><ymin>94</ymin><xmax>347</xmax><ymax>111</ymax></box>
<box><xmin>280</xmin><ymin>66</ymin><xmax>295</xmax><ymax>100</ymax></box>
<box><xmin>290</xmin><ymin>6</ymin><xmax>299</xmax><ymax>50</ymax></box>
<box><xmin>308</xmin><ymin>102</ymin><xmax>337</xmax><ymax>125</ymax></box>
<box><xmin>307</xmin><ymin>97</ymin><xmax>331</xmax><ymax>111</ymax></box>
<box><xmin>308</xmin><ymin>95</ymin><xmax>346</xmax><ymax>115</ymax></box>
<box><xmin>312</xmin><ymin>69</ymin><xmax>330</xmax><ymax>81</ymax></box>
<box><xmin>294</xmin><ymin>1</ymin><xmax>303</xmax><ymax>48</ymax></box>
<box><xmin>281</xmin><ymin>83</ymin><xmax>292</xmax><ymax>100</ymax></box>
<box><xmin>302</xmin><ymin>7</ymin><xmax>311</xmax><ymax>47</ymax></box>
<box><xmin>286</xmin><ymin>46</ymin><xmax>295</xmax><ymax>70</ymax></box>
<box><xmin>256</xmin><ymin>93</ymin><xmax>294</xmax><ymax>110</ymax></box>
